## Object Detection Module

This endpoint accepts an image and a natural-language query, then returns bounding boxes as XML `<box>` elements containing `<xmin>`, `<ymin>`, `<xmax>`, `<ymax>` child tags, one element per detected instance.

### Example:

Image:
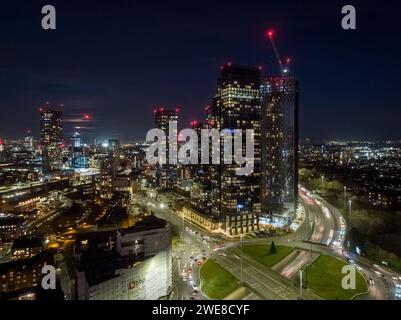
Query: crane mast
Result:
<box><xmin>266</xmin><ymin>30</ymin><xmax>290</xmax><ymax>76</ymax></box>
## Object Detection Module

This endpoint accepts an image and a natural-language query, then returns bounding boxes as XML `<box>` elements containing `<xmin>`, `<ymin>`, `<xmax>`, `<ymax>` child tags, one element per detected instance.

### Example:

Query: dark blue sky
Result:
<box><xmin>0</xmin><ymin>0</ymin><xmax>400</xmax><ymax>143</ymax></box>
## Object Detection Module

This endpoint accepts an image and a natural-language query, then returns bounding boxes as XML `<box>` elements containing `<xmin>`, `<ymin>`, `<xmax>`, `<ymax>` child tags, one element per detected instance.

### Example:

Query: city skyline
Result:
<box><xmin>1</xmin><ymin>1</ymin><xmax>401</xmax><ymax>142</ymax></box>
<box><xmin>1</xmin><ymin>0</ymin><xmax>401</xmax><ymax>304</ymax></box>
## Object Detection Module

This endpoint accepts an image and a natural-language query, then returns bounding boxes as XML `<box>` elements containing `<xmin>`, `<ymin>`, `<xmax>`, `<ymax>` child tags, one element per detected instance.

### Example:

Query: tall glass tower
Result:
<box><xmin>261</xmin><ymin>76</ymin><xmax>299</xmax><ymax>224</ymax></box>
<box><xmin>211</xmin><ymin>64</ymin><xmax>261</xmax><ymax>235</ymax></box>
<box><xmin>154</xmin><ymin>108</ymin><xmax>179</xmax><ymax>189</ymax></box>
<box><xmin>40</xmin><ymin>108</ymin><xmax>63</xmax><ymax>172</ymax></box>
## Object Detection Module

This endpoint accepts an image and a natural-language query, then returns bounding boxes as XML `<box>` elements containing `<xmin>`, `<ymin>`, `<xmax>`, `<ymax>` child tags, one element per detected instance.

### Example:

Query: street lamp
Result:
<box><xmin>299</xmin><ymin>269</ymin><xmax>304</xmax><ymax>299</ymax></box>
<box><xmin>348</xmin><ymin>199</ymin><xmax>353</xmax><ymax>229</ymax></box>
<box><xmin>240</xmin><ymin>234</ymin><xmax>243</xmax><ymax>283</ymax></box>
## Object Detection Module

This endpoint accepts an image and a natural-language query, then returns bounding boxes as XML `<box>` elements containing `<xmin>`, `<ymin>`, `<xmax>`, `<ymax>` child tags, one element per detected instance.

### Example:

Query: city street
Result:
<box><xmin>133</xmin><ymin>186</ymin><xmax>401</xmax><ymax>300</ymax></box>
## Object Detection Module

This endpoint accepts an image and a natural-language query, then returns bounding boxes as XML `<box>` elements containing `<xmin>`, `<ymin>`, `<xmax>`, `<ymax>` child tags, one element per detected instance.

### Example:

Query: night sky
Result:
<box><xmin>1</xmin><ymin>0</ymin><xmax>400</xmax><ymax>143</ymax></box>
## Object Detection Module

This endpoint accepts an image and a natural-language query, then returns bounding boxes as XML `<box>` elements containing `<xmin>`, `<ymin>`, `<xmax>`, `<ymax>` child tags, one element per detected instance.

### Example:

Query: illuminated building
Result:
<box><xmin>154</xmin><ymin>108</ymin><xmax>179</xmax><ymax>189</ymax></box>
<box><xmin>260</xmin><ymin>76</ymin><xmax>299</xmax><ymax>224</ymax></box>
<box><xmin>75</xmin><ymin>215</ymin><xmax>172</xmax><ymax>300</ymax></box>
<box><xmin>210</xmin><ymin>64</ymin><xmax>261</xmax><ymax>235</ymax></box>
<box><xmin>40</xmin><ymin>107</ymin><xmax>63</xmax><ymax>172</ymax></box>
<box><xmin>99</xmin><ymin>157</ymin><xmax>116</xmax><ymax>199</ymax></box>
<box><xmin>189</xmin><ymin>121</ymin><xmax>213</xmax><ymax>215</ymax></box>
<box><xmin>108</xmin><ymin>139</ymin><xmax>121</xmax><ymax>153</ymax></box>
<box><xmin>0</xmin><ymin>251</ymin><xmax>54</xmax><ymax>296</ymax></box>
<box><xmin>24</xmin><ymin>130</ymin><xmax>34</xmax><ymax>151</ymax></box>
<box><xmin>69</xmin><ymin>133</ymin><xmax>88</xmax><ymax>170</ymax></box>
<box><xmin>0</xmin><ymin>138</ymin><xmax>7</xmax><ymax>163</ymax></box>
<box><xmin>0</xmin><ymin>215</ymin><xmax>25</xmax><ymax>241</ymax></box>
<box><xmin>10</xmin><ymin>237</ymin><xmax>44</xmax><ymax>260</ymax></box>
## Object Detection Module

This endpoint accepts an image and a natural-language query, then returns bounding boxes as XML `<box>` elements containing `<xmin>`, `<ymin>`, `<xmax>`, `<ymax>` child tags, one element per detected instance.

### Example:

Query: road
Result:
<box><xmin>132</xmin><ymin>194</ymin><xmax>212</xmax><ymax>300</ymax></box>
<box><xmin>134</xmin><ymin>187</ymin><xmax>400</xmax><ymax>300</ymax></box>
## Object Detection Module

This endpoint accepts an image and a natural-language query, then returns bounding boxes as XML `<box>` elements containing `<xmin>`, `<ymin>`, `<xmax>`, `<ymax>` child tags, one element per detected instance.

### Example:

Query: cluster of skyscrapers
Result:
<box><xmin>154</xmin><ymin>64</ymin><xmax>299</xmax><ymax>235</ymax></box>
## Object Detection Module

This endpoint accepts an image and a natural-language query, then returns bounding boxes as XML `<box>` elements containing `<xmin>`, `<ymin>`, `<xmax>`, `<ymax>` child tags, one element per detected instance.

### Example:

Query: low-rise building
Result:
<box><xmin>74</xmin><ymin>215</ymin><xmax>172</xmax><ymax>300</ymax></box>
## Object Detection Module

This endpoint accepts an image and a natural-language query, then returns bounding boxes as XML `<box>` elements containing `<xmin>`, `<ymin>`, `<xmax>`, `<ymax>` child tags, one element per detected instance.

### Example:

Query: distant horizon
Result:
<box><xmin>1</xmin><ymin>1</ymin><xmax>401</xmax><ymax>142</ymax></box>
<box><xmin>2</xmin><ymin>127</ymin><xmax>401</xmax><ymax>146</ymax></box>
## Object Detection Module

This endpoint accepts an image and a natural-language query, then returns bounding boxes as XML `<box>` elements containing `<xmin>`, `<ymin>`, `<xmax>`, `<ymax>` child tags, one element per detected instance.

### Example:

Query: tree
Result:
<box><xmin>269</xmin><ymin>241</ymin><xmax>277</xmax><ymax>255</ymax></box>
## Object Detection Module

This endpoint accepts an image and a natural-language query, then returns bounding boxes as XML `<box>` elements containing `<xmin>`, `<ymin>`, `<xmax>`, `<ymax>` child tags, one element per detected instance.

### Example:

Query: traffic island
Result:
<box><xmin>241</xmin><ymin>244</ymin><xmax>294</xmax><ymax>268</ymax></box>
<box><xmin>302</xmin><ymin>255</ymin><xmax>368</xmax><ymax>300</ymax></box>
<box><xmin>199</xmin><ymin>260</ymin><xmax>240</xmax><ymax>299</ymax></box>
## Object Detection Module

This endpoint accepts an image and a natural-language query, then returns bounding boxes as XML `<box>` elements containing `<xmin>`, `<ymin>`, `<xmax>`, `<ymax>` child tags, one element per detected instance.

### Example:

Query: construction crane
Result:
<box><xmin>266</xmin><ymin>29</ymin><xmax>291</xmax><ymax>76</ymax></box>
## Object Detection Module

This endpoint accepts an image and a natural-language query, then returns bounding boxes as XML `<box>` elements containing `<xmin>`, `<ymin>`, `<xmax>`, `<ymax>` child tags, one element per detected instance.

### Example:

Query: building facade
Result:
<box><xmin>75</xmin><ymin>215</ymin><xmax>172</xmax><ymax>300</ymax></box>
<box><xmin>40</xmin><ymin>108</ymin><xmax>63</xmax><ymax>172</ymax></box>
<box><xmin>260</xmin><ymin>77</ymin><xmax>299</xmax><ymax>224</ymax></box>
<box><xmin>210</xmin><ymin>64</ymin><xmax>261</xmax><ymax>235</ymax></box>
<box><xmin>154</xmin><ymin>108</ymin><xmax>179</xmax><ymax>189</ymax></box>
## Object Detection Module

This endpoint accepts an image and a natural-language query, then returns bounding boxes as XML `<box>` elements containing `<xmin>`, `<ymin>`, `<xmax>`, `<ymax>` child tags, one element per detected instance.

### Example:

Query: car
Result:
<box><xmin>192</xmin><ymin>284</ymin><xmax>198</xmax><ymax>290</ymax></box>
<box><xmin>373</xmin><ymin>270</ymin><xmax>382</xmax><ymax>276</ymax></box>
<box><xmin>192</xmin><ymin>291</ymin><xmax>198</xmax><ymax>297</ymax></box>
<box><xmin>369</xmin><ymin>278</ymin><xmax>375</xmax><ymax>285</ymax></box>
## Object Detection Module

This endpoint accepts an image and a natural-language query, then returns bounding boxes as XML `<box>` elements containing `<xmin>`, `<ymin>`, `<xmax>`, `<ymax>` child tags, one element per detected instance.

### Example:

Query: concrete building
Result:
<box><xmin>75</xmin><ymin>215</ymin><xmax>172</xmax><ymax>300</ymax></box>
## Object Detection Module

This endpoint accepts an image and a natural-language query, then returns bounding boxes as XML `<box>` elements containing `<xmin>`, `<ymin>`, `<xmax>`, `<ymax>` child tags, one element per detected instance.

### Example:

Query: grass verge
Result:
<box><xmin>304</xmin><ymin>255</ymin><xmax>368</xmax><ymax>300</ymax></box>
<box><xmin>241</xmin><ymin>244</ymin><xmax>294</xmax><ymax>267</ymax></box>
<box><xmin>199</xmin><ymin>260</ymin><xmax>240</xmax><ymax>299</ymax></box>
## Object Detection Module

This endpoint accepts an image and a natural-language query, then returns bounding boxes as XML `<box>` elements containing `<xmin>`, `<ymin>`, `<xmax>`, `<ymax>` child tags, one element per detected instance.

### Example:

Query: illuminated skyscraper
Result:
<box><xmin>99</xmin><ymin>157</ymin><xmax>116</xmax><ymax>199</ymax></box>
<box><xmin>260</xmin><ymin>76</ymin><xmax>299</xmax><ymax>224</ymax></box>
<box><xmin>0</xmin><ymin>138</ymin><xmax>5</xmax><ymax>163</ymax></box>
<box><xmin>40</xmin><ymin>107</ymin><xmax>63</xmax><ymax>172</ymax></box>
<box><xmin>189</xmin><ymin>121</ymin><xmax>213</xmax><ymax>215</ymax></box>
<box><xmin>211</xmin><ymin>64</ymin><xmax>261</xmax><ymax>235</ymax></box>
<box><xmin>108</xmin><ymin>139</ymin><xmax>121</xmax><ymax>154</ymax></box>
<box><xmin>70</xmin><ymin>133</ymin><xmax>88</xmax><ymax>170</ymax></box>
<box><xmin>154</xmin><ymin>108</ymin><xmax>179</xmax><ymax>189</ymax></box>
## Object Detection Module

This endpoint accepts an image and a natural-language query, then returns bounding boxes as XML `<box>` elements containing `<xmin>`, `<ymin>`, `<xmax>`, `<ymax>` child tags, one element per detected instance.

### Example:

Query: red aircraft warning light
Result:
<box><xmin>266</xmin><ymin>30</ymin><xmax>274</xmax><ymax>38</ymax></box>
